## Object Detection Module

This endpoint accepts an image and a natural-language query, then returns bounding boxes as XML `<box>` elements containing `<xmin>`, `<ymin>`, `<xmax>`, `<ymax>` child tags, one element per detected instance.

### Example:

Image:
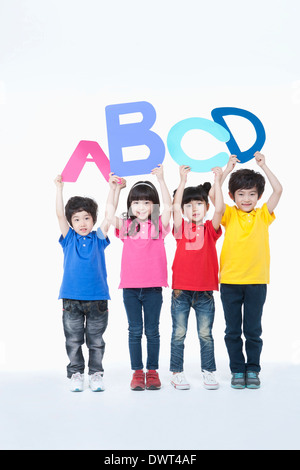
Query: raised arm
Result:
<box><xmin>211</xmin><ymin>167</ymin><xmax>224</xmax><ymax>231</ymax></box>
<box><xmin>209</xmin><ymin>155</ymin><xmax>240</xmax><ymax>213</ymax></box>
<box><xmin>100</xmin><ymin>173</ymin><xmax>126</xmax><ymax>236</ymax></box>
<box><xmin>254</xmin><ymin>152</ymin><xmax>283</xmax><ymax>214</ymax></box>
<box><xmin>151</xmin><ymin>164</ymin><xmax>172</xmax><ymax>228</ymax></box>
<box><xmin>109</xmin><ymin>175</ymin><xmax>126</xmax><ymax>230</ymax></box>
<box><xmin>54</xmin><ymin>175</ymin><xmax>69</xmax><ymax>238</ymax></box>
<box><xmin>172</xmin><ymin>165</ymin><xmax>191</xmax><ymax>232</ymax></box>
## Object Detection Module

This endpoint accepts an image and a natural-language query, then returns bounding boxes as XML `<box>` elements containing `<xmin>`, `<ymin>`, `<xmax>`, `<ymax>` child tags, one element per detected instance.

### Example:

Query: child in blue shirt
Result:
<box><xmin>55</xmin><ymin>173</ymin><xmax>125</xmax><ymax>391</ymax></box>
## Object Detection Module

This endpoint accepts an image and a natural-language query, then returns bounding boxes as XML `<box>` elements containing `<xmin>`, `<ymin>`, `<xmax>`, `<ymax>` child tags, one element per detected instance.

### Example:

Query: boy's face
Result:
<box><xmin>230</xmin><ymin>187</ymin><xmax>260</xmax><ymax>212</ymax></box>
<box><xmin>71</xmin><ymin>211</ymin><xmax>94</xmax><ymax>236</ymax></box>
<box><xmin>183</xmin><ymin>199</ymin><xmax>208</xmax><ymax>224</ymax></box>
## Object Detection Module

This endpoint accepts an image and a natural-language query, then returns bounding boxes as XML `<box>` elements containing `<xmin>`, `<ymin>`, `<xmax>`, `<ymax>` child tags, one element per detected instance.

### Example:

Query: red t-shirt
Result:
<box><xmin>172</xmin><ymin>219</ymin><xmax>222</xmax><ymax>291</ymax></box>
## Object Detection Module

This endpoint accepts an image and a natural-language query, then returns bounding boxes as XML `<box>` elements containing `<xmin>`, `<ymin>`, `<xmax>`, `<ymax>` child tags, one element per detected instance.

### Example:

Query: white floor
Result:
<box><xmin>1</xmin><ymin>360</ymin><xmax>300</xmax><ymax>450</ymax></box>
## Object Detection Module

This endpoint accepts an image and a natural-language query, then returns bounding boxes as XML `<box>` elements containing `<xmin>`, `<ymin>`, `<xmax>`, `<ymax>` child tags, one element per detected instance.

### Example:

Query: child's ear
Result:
<box><xmin>206</xmin><ymin>203</ymin><xmax>210</xmax><ymax>211</ymax></box>
<box><xmin>229</xmin><ymin>192</ymin><xmax>235</xmax><ymax>201</ymax></box>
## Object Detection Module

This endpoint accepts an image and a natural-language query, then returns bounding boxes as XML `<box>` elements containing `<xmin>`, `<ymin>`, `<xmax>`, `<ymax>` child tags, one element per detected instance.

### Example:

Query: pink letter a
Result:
<box><xmin>61</xmin><ymin>140</ymin><xmax>111</xmax><ymax>182</ymax></box>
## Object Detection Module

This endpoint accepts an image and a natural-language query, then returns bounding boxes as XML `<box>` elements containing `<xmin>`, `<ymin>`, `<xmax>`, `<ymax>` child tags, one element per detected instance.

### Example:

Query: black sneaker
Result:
<box><xmin>231</xmin><ymin>372</ymin><xmax>246</xmax><ymax>389</ymax></box>
<box><xmin>246</xmin><ymin>371</ymin><xmax>260</xmax><ymax>389</ymax></box>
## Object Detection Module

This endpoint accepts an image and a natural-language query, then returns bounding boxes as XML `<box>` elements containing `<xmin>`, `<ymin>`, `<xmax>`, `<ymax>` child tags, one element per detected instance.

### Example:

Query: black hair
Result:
<box><xmin>65</xmin><ymin>196</ymin><xmax>98</xmax><ymax>227</ymax></box>
<box><xmin>124</xmin><ymin>181</ymin><xmax>160</xmax><ymax>237</ymax></box>
<box><xmin>228</xmin><ymin>169</ymin><xmax>265</xmax><ymax>198</ymax></box>
<box><xmin>173</xmin><ymin>182</ymin><xmax>211</xmax><ymax>209</ymax></box>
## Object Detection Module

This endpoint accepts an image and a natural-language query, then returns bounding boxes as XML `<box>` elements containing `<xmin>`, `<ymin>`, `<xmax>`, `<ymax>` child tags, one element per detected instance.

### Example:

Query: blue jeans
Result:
<box><xmin>170</xmin><ymin>290</ymin><xmax>216</xmax><ymax>372</ymax></box>
<box><xmin>123</xmin><ymin>288</ymin><xmax>163</xmax><ymax>370</ymax></box>
<box><xmin>62</xmin><ymin>299</ymin><xmax>108</xmax><ymax>378</ymax></box>
<box><xmin>220</xmin><ymin>284</ymin><xmax>267</xmax><ymax>373</ymax></box>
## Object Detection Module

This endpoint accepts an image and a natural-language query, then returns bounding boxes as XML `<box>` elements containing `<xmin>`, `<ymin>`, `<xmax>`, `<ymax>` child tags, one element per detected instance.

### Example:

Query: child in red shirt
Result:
<box><xmin>170</xmin><ymin>165</ymin><xmax>223</xmax><ymax>390</ymax></box>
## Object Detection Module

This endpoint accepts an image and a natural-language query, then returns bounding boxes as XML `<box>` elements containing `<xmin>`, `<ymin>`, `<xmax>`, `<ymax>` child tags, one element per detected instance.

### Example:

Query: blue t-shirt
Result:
<box><xmin>58</xmin><ymin>227</ymin><xmax>110</xmax><ymax>300</ymax></box>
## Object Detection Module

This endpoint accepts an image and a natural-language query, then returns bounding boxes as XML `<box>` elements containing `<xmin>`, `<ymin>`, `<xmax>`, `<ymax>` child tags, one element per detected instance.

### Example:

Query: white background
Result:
<box><xmin>1</xmin><ymin>0</ymin><xmax>300</xmax><ymax>450</ymax></box>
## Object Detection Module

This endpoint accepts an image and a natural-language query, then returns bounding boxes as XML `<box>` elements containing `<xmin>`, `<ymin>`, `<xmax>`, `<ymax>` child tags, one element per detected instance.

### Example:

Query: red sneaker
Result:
<box><xmin>146</xmin><ymin>370</ymin><xmax>161</xmax><ymax>390</ymax></box>
<box><xmin>130</xmin><ymin>370</ymin><xmax>145</xmax><ymax>391</ymax></box>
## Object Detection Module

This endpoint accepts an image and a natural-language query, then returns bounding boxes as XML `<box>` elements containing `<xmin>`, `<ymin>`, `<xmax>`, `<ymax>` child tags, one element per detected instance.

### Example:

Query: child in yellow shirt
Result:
<box><xmin>210</xmin><ymin>152</ymin><xmax>282</xmax><ymax>389</ymax></box>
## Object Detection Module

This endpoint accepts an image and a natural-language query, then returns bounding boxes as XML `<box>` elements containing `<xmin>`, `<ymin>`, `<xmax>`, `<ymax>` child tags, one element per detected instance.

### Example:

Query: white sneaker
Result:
<box><xmin>170</xmin><ymin>372</ymin><xmax>190</xmax><ymax>390</ymax></box>
<box><xmin>89</xmin><ymin>372</ymin><xmax>105</xmax><ymax>391</ymax></box>
<box><xmin>69</xmin><ymin>372</ymin><xmax>84</xmax><ymax>392</ymax></box>
<box><xmin>202</xmin><ymin>370</ymin><xmax>219</xmax><ymax>390</ymax></box>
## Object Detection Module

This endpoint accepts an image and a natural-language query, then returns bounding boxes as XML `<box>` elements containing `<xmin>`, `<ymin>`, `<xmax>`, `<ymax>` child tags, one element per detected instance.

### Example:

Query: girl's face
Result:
<box><xmin>71</xmin><ymin>211</ymin><xmax>94</xmax><ymax>236</ymax></box>
<box><xmin>183</xmin><ymin>199</ymin><xmax>208</xmax><ymax>224</ymax></box>
<box><xmin>130</xmin><ymin>200</ymin><xmax>154</xmax><ymax>221</ymax></box>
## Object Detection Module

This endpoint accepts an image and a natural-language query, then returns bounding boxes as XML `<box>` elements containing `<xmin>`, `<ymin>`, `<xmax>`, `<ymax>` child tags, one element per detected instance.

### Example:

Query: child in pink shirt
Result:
<box><xmin>113</xmin><ymin>165</ymin><xmax>171</xmax><ymax>391</ymax></box>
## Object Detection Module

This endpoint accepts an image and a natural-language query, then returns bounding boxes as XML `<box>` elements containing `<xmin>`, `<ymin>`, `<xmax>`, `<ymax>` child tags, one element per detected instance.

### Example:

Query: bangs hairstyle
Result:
<box><xmin>125</xmin><ymin>181</ymin><xmax>160</xmax><ymax>237</ymax></box>
<box><xmin>229</xmin><ymin>169</ymin><xmax>265</xmax><ymax>198</ymax></box>
<box><xmin>173</xmin><ymin>182</ymin><xmax>211</xmax><ymax>209</ymax></box>
<box><xmin>65</xmin><ymin>196</ymin><xmax>98</xmax><ymax>227</ymax></box>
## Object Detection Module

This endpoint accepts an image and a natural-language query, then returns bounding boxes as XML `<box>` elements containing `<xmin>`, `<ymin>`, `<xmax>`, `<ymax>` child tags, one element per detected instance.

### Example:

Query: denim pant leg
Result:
<box><xmin>170</xmin><ymin>290</ymin><xmax>192</xmax><ymax>372</ymax></box>
<box><xmin>123</xmin><ymin>288</ymin><xmax>162</xmax><ymax>370</ymax></box>
<box><xmin>243</xmin><ymin>285</ymin><xmax>267</xmax><ymax>372</ymax></box>
<box><xmin>220</xmin><ymin>284</ymin><xmax>246</xmax><ymax>373</ymax></box>
<box><xmin>85</xmin><ymin>300</ymin><xmax>108</xmax><ymax>375</ymax></box>
<box><xmin>62</xmin><ymin>299</ymin><xmax>85</xmax><ymax>378</ymax></box>
<box><xmin>221</xmin><ymin>284</ymin><xmax>267</xmax><ymax>373</ymax></box>
<box><xmin>142</xmin><ymin>288</ymin><xmax>163</xmax><ymax>370</ymax></box>
<box><xmin>193</xmin><ymin>291</ymin><xmax>216</xmax><ymax>372</ymax></box>
<box><xmin>123</xmin><ymin>289</ymin><xmax>144</xmax><ymax>370</ymax></box>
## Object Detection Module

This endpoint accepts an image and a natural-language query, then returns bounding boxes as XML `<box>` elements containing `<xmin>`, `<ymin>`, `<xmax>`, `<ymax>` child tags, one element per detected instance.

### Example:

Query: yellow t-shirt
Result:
<box><xmin>220</xmin><ymin>203</ymin><xmax>275</xmax><ymax>284</ymax></box>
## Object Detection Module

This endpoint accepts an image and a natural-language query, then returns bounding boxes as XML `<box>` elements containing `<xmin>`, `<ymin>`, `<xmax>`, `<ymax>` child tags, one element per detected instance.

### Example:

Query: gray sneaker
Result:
<box><xmin>231</xmin><ymin>372</ymin><xmax>246</xmax><ymax>389</ymax></box>
<box><xmin>246</xmin><ymin>371</ymin><xmax>260</xmax><ymax>389</ymax></box>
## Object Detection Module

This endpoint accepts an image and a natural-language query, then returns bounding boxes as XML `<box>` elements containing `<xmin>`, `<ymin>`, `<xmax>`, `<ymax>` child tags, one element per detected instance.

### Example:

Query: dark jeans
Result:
<box><xmin>62</xmin><ymin>299</ymin><xmax>108</xmax><ymax>378</ymax></box>
<box><xmin>220</xmin><ymin>284</ymin><xmax>267</xmax><ymax>373</ymax></box>
<box><xmin>170</xmin><ymin>290</ymin><xmax>216</xmax><ymax>372</ymax></box>
<box><xmin>123</xmin><ymin>287</ymin><xmax>163</xmax><ymax>370</ymax></box>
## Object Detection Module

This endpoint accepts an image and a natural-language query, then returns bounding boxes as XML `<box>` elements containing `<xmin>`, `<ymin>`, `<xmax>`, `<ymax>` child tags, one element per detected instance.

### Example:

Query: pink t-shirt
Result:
<box><xmin>115</xmin><ymin>216</ymin><xmax>170</xmax><ymax>288</ymax></box>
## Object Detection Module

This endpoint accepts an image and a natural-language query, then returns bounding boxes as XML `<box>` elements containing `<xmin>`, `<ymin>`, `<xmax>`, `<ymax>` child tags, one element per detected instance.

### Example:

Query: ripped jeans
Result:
<box><xmin>170</xmin><ymin>290</ymin><xmax>216</xmax><ymax>373</ymax></box>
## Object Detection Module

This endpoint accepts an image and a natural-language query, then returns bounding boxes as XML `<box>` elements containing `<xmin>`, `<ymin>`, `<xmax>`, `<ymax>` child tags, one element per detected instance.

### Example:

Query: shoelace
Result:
<box><xmin>175</xmin><ymin>372</ymin><xmax>186</xmax><ymax>383</ymax></box>
<box><xmin>90</xmin><ymin>372</ymin><xmax>103</xmax><ymax>382</ymax></box>
<box><xmin>234</xmin><ymin>373</ymin><xmax>244</xmax><ymax>379</ymax></box>
<box><xmin>247</xmin><ymin>372</ymin><xmax>258</xmax><ymax>379</ymax></box>
<box><xmin>203</xmin><ymin>371</ymin><xmax>216</xmax><ymax>383</ymax></box>
<box><xmin>72</xmin><ymin>372</ymin><xmax>83</xmax><ymax>381</ymax></box>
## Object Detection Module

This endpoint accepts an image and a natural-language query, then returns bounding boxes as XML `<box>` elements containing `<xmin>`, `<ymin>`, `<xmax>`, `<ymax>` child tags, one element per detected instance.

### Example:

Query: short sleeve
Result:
<box><xmin>172</xmin><ymin>219</ymin><xmax>184</xmax><ymax>240</ymax></box>
<box><xmin>221</xmin><ymin>204</ymin><xmax>233</xmax><ymax>228</ymax></box>
<box><xmin>96</xmin><ymin>228</ymin><xmax>110</xmax><ymax>248</ymax></box>
<box><xmin>159</xmin><ymin>216</ymin><xmax>170</xmax><ymax>239</ymax></box>
<box><xmin>115</xmin><ymin>218</ymin><xmax>129</xmax><ymax>240</ymax></box>
<box><xmin>59</xmin><ymin>227</ymin><xmax>73</xmax><ymax>247</ymax></box>
<box><xmin>206</xmin><ymin>219</ymin><xmax>222</xmax><ymax>240</ymax></box>
<box><xmin>261</xmin><ymin>203</ymin><xmax>276</xmax><ymax>225</ymax></box>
